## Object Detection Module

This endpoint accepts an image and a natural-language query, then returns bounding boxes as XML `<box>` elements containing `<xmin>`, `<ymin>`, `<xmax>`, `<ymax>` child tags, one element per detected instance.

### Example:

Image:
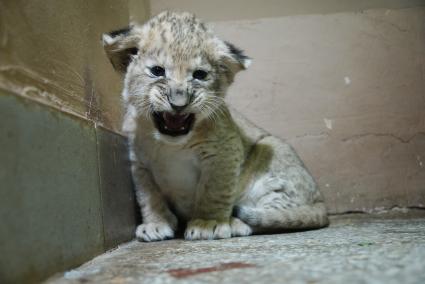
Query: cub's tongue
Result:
<box><xmin>163</xmin><ymin>112</ymin><xmax>189</xmax><ymax>130</ymax></box>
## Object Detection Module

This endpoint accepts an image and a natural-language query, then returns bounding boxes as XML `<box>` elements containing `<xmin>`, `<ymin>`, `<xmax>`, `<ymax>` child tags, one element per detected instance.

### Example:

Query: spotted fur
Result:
<box><xmin>103</xmin><ymin>11</ymin><xmax>328</xmax><ymax>241</ymax></box>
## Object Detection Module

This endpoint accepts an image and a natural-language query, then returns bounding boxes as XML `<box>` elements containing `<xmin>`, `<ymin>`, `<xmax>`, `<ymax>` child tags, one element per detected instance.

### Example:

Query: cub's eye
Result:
<box><xmin>150</xmin><ymin>66</ymin><xmax>165</xmax><ymax>77</ymax></box>
<box><xmin>193</xmin><ymin>69</ymin><xmax>208</xmax><ymax>80</ymax></box>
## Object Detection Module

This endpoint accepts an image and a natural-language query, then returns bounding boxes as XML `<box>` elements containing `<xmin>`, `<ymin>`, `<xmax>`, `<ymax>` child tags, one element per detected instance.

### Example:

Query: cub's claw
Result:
<box><xmin>136</xmin><ymin>222</ymin><xmax>174</xmax><ymax>242</ymax></box>
<box><xmin>185</xmin><ymin>219</ymin><xmax>232</xmax><ymax>240</ymax></box>
<box><xmin>230</xmin><ymin>217</ymin><xmax>253</xmax><ymax>237</ymax></box>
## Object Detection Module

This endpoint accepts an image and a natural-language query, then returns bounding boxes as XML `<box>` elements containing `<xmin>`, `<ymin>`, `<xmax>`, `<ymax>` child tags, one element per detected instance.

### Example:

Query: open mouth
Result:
<box><xmin>152</xmin><ymin>112</ymin><xmax>195</xmax><ymax>137</ymax></box>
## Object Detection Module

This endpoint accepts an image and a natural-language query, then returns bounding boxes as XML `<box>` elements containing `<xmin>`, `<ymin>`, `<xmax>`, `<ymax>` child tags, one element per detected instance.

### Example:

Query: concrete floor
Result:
<box><xmin>46</xmin><ymin>211</ymin><xmax>425</xmax><ymax>284</ymax></box>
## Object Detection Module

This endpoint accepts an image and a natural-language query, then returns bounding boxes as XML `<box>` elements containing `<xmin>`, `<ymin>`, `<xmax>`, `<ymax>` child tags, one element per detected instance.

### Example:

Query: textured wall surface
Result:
<box><xmin>211</xmin><ymin>8</ymin><xmax>425</xmax><ymax>213</ymax></box>
<box><xmin>0</xmin><ymin>0</ymin><xmax>130</xmax><ymax>133</ymax></box>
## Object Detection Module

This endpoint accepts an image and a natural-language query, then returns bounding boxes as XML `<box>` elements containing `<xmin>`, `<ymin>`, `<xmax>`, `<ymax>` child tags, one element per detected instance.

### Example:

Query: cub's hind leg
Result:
<box><xmin>235</xmin><ymin>136</ymin><xmax>329</xmax><ymax>233</ymax></box>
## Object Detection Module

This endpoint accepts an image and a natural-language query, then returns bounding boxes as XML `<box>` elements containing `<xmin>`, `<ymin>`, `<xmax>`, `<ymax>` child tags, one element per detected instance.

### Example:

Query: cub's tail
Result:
<box><xmin>233</xmin><ymin>202</ymin><xmax>329</xmax><ymax>231</ymax></box>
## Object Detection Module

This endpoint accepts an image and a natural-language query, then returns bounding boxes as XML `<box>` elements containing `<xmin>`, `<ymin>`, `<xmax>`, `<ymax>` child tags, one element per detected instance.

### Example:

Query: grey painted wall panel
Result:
<box><xmin>0</xmin><ymin>90</ymin><xmax>137</xmax><ymax>283</ymax></box>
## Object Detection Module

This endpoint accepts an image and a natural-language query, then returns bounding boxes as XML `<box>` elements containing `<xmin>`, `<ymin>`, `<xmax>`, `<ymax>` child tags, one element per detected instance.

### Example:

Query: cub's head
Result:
<box><xmin>103</xmin><ymin>11</ymin><xmax>250</xmax><ymax>139</ymax></box>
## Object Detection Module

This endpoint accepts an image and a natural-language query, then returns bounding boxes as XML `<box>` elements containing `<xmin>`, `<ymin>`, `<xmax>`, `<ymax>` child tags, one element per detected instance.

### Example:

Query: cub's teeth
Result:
<box><xmin>180</xmin><ymin>127</ymin><xmax>185</xmax><ymax>130</ymax></box>
<box><xmin>164</xmin><ymin>126</ymin><xmax>168</xmax><ymax>130</ymax></box>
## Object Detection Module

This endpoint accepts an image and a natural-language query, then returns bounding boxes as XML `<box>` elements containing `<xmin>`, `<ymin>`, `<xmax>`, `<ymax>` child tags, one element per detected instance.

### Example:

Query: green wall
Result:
<box><xmin>0</xmin><ymin>90</ymin><xmax>137</xmax><ymax>283</ymax></box>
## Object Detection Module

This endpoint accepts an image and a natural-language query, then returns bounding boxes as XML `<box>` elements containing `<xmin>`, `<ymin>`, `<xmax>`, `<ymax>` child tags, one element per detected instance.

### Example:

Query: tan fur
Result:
<box><xmin>103</xmin><ymin>11</ymin><xmax>328</xmax><ymax>241</ymax></box>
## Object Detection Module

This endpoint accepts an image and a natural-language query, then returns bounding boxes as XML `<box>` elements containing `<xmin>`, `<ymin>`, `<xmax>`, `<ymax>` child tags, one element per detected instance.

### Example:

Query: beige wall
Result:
<box><xmin>148</xmin><ymin>2</ymin><xmax>425</xmax><ymax>213</ymax></box>
<box><xmin>0</xmin><ymin>0</ymin><xmax>141</xmax><ymax>132</ymax></box>
<box><xmin>149</xmin><ymin>0</ymin><xmax>425</xmax><ymax>20</ymax></box>
<box><xmin>217</xmin><ymin>8</ymin><xmax>425</xmax><ymax>213</ymax></box>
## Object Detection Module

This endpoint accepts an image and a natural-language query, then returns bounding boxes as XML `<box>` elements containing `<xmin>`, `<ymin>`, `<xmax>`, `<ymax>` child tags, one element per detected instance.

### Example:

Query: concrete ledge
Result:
<box><xmin>45</xmin><ymin>210</ymin><xmax>425</xmax><ymax>284</ymax></box>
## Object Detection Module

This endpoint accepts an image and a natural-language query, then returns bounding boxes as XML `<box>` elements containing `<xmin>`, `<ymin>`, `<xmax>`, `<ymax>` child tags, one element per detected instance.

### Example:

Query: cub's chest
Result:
<box><xmin>149</xmin><ymin>145</ymin><xmax>201</xmax><ymax>203</ymax></box>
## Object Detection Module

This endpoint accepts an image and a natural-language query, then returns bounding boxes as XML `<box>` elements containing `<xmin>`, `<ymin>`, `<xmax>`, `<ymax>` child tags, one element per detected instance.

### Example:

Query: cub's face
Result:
<box><xmin>103</xmin><ymin>12</ymin><xmax>250</xmax><ymax>139</ymax></box>
<box><xmin>125</xmin><ymin>45</ymin><xmax>225</xmax><ymax>138</ymax></box>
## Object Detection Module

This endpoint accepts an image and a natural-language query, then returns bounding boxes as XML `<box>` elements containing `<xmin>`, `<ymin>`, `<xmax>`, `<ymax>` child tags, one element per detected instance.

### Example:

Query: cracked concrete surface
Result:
<box><xmin>46</xmin><ymin>211</ymin><xmax>425</xmax><ymax>284</ymax></box>
<box><xmin>340</xmin><ymin>132</ymin><xmax>425</xmax><ymax>144</ymax></box>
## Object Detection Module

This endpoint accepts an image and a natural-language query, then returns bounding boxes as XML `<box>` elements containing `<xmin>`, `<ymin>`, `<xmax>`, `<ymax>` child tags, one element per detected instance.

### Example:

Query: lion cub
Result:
<box><xmin>103</xmin><ymin>11</ymin><xmax>328</xmax><ymax>241</ymax></box>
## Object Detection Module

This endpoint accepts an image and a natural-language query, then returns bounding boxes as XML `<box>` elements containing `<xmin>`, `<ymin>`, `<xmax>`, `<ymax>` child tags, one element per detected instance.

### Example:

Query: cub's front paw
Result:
<box><xmin>184</xmin><ymin>219</ymin><xmax>231</xmax><ymax>240</ymax></box>
<box><xmin>230</xmin><ymin>217</ymin><xmax>253</xmax><ymax>237</ymax></box>
<box><xmin>135</xmin><ymin>222</ymin><xmax>174</xmax><ymax>242</ymax></box>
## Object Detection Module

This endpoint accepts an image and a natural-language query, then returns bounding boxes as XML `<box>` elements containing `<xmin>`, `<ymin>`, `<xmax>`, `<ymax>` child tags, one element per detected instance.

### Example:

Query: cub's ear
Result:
<box><xmin>102</xmin><ymin>26</ymin><xmax>139</xmax><ymax>73</ymax></box>
<box><xmin>223</xmin><ymin>41</ymin><xmax>251</xmax><ymax>72</ymax></box>
<box><xmin>217</xmin><ymin>40</ymin><xmax>251</xmax><ymax>83</ymax></box>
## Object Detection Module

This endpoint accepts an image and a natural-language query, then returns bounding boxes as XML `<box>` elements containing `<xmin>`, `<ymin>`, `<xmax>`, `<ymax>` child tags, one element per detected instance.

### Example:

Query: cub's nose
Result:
<box><xmin>168</xmin><ymin>88</ymin><xmax>189</xmax><ymax>112</ymax></box>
